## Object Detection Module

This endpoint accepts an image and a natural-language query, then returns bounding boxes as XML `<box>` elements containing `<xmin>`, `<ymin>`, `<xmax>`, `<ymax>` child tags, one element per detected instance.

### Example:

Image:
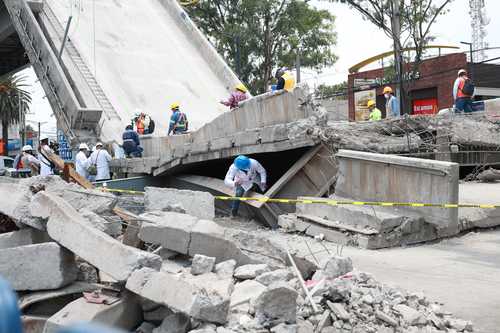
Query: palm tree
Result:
<box><xmin>0</xmin><ymin>75</ymin><xmax>31</xmax><ymax>156</ymax></box>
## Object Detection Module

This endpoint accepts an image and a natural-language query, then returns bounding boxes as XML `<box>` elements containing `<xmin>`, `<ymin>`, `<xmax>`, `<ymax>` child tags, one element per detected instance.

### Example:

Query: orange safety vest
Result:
<box><xmin>136</xmin><ymin>118</ymin><xmax>145</xmax><ymax>134</ymax></box>
<box><xmin>457</xmin><ymin>77</ymin><xmax>471</xmax><ymax>98</ymax></box>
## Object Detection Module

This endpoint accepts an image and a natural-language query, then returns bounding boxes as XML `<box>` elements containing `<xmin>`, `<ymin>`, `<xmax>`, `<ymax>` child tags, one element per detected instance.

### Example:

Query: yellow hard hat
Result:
<box><xmin>367</xmin><ymin>100</ymin><xmax>376</xmax><ymax>108</ymax></box>
<box><xmin>170</xmin><ymin>102</ymin><xmax>180</xmax><ymax>110</ymax></box>
<box><xmin>236</xmin><ymin>83</ymin><xmax>248</xmax><ymax>93</ymax></box>
<box><xmin>383</xmin><ymin>86</ymin><xmax>393</xmax><ymax>94</ymax></box>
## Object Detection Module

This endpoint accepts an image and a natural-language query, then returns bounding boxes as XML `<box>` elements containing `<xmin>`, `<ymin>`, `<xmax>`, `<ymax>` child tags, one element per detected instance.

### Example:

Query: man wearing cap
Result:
<box><xmin>88</xmin><ymin>142</ymin><xmax>112</xmax><ymax>181</ymax></box>
<box><xmin>224</xmin><ymin>155</ymin><xmax>267</xmax><ymax>217</ymax></box>
<box><xmin>220</xmin><ymin>84</ymin><xmax>249</xmax><ymax>110</ymax></box>
<box><xmin>38</xmin><ymin>136</ymin><xmax>55</xmax><ymax>177</ymax></box>
<box><xmin>453</xmin><ymin>69</ymin><xmax>474</xmax><ymax>113</ymax></box>
<box><xmin>75</xmin><ymin>143</ymin><xmax>90</xmax><ymax>179</ymax></box>
<box><xmin>20</xmin><ymin>145</ymin><xmax>40</xmax><ymax>176</ymax></box>
<box><xmin>168</xmin><ymin>103</ymin><xmax>188</xmax><ymax>136</ymax></box>
<box><xmin>383</xmin><ymin>86</ymin><xmax>400</xmax><ymax>118</ymax></box>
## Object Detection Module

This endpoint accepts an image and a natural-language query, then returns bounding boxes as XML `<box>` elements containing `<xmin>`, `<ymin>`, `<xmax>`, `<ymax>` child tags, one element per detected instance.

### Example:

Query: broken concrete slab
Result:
<box><xmin>0</xmin><ymin>228</ymin><xmax>50</xmax><ymax>249</ymax></box>
<box><xmin>255</xmin><ymin>269</ymin><xmax>294</xmax><ymax>286</ymax></box>
<box><xmin>230</xmin><ymin>280</ymin><xmax>267</xmax><ymax>309</ymax></box>
<box><xmin>79</xmin><ymin>209</ymin><xmax>122</xmax><ymax>237</ymax></box>
<box><xmin>43</xmin><ymin>292</ymin><xmax>142</xmax><ymax>333</ymax></box>
<box><xmin>139</xmin><ymin>211</ymin><xmax>199</xmax><ymax>254</ymax></box>
<box><xmin>0</xmin><ymin>242</ymin><xmax>77</xmax><ymax>291</ymax></box>
<box><xmin>184</xmin><ymin>272</ymin><xmax>234</xmax><ymax>298</ymax></box>
<box><xmin>254</xmin><ymin>283</ymin><xmax>298</xmax><ymax>325</ymax></box>
<box><xmin>191</xmin><ymin>254</ymin><xmax>216</xmax><ymax>275</ymax></box>
<box><xmin>39</xmin><ymin>192</ymin><xmax>161</xmax><ymax>282</ymax></box>
<box><xmin>215</xmin><ymin>259</ymin><xmax>237</xmax><ymax>278</ymax></box>
<box><xmin>322</xmin><ymin>256</ymin><xmax>353</xmax><ymax>279</ymax></box>
<box><xmin>127</xmin><ymin>268</ymin><xmax>230</xmax><ymax>324</ymax></box>
<box><xmin>234</xmin><ymin>264</ymin><xmax>270</xmax><ymax>280</ymax></box>
<box><xmin>393</xmin><ymin>304</ymin><xmax>426</xmax><ymax>326</ymax></box>
<box><xmin>145</xmin><ymin>187</ymin><xmax>215</xmax><ymax>220</ymax></box>
<box><xmin>153</xmin><ymin>313</ymin><xmax>191</xmax><ymax>333</ymax></box>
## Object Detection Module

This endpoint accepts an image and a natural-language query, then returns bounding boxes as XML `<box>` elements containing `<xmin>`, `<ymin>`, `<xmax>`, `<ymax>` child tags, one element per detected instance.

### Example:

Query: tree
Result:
<box><xmin>186</xmin><ymin>0</ymin><xmax>337</xmax><ymax>93</ymax></box>
<box><xmin>315</xmin><ymin>81</ymin><xmax>348</xmax><ymax>99</ymax></box>
<box><xmin>0</xmin><ymin>75</ymin><xmax>31</xmax><ymax>156</ymax></box>
<box><xmin>329</xmin><ymin>0</ymin><xmax>453</xmax><ymax>112</ymax></box>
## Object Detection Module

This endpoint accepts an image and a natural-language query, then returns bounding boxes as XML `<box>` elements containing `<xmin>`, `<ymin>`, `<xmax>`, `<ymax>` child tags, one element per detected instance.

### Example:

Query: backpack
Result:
<box><xmin>88</xmin><ymin>150</ymin><xmax>100</xmax><ymax>176</ymax></box>
<box><xmin>148</xmin><ymin>119</ymin><xmax>155</xmax><ymax>134</ymax></box>
<box><xmin>461</xmin><ymin>78</ymin><xmax>475</xmax><ymax>96</ymax></box>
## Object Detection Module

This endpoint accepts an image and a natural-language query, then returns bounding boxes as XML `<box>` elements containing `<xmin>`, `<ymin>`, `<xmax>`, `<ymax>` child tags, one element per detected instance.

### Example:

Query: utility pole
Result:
<box><xmin>460</xmin><ymin>41</ymin><xmax>474</xmax><ymax>80</ymax></box>
<box><xmin>295</xmin><ymin>48</ymin><xmax>301</xmax><ymax>83</ymax></box>
<box><xmin>391</xmin><ymin>0</ymin><xmax>405</xmax><ymax>114</ymax></box>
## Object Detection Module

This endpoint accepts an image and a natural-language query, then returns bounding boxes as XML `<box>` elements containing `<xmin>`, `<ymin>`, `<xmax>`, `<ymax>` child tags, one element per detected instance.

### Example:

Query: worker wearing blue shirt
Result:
<box><xmin>168</xmin><ymin>102</ymin><xmax>188</xmax><ymax>135</ymax></box>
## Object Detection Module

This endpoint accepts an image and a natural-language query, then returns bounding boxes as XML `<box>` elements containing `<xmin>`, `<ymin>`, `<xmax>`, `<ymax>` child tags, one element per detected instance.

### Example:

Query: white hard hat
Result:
<box><xmin>22</xmin><ymin>145</ymin><xmax>33</xmax><ymax>152</ymax></box>
<box><xmin>79</xmin><ymin>143</ymin><xmax>89</xmax><ymax>150</ymax></box>
<box><xmin>40</xmin><ymin>136</ymin><xmax>49</xmax><ymax>141</ymax></box>
<box><xmin>458</xmin><ymin>69</ymin><xmax>467</xmax><ymax>76</ymax></box>
<box><xmin>95</xmin><ymin>142</ymin><xmax>103</xmax><ymax>147</ymax></box>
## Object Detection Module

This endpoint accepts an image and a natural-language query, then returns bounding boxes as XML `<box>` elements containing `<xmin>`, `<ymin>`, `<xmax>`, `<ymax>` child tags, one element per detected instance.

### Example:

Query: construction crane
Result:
<box><xmin>469</xmin><ymin>0</ymin><xmax>489</xmax><ymax>62</ymax></box>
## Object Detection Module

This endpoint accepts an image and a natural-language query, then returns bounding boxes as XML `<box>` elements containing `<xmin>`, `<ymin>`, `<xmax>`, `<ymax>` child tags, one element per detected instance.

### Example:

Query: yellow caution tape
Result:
<box><xmin>97</xmin><ymin>188</ymin><xmax>500</xmax><ymax>209</ymax></box>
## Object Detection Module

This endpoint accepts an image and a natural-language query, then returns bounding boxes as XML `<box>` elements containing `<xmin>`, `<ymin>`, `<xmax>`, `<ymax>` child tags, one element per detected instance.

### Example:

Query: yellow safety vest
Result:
<box><xmin>281</xmin><ymin>72</ymin><xmax>296</xmax><ymax>92</ymax></box>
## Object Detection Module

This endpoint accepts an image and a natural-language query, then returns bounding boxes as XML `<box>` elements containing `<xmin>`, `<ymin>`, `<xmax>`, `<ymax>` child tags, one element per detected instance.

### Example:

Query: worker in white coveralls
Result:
<box><xmin>88</xmin><ymin>142</ymin><xmax>113</xmax><ymax>181</ymax></box>
<box><xmin>75</xmin><ymin>143</ymin><xmax>90</xmax><ymax>180</ymax></box>
<box><xmin>38</xmin><ymin>136</ymin><xmax>55</xmax><ymax>177</ymax></box>
<box><xmin>224</xmin><ymin>155</ymin><xmax>267</xmax><ymax>217</ymax></box>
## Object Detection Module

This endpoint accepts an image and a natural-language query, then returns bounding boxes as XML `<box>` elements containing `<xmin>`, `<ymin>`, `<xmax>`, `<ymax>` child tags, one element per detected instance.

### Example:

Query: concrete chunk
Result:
<box><xmin>322</xmin><ymin>256</ymin><xmax>353</xmax><ymax>279</ymax></box>
<box><xmin>0</xmin><ymin>228</ymin><xmax>50</xmax><ymax>249</ymax></box>
<box><xmin>126</xmin><ymin>268</ymin><xmax>229</xmax><ymax>324</ymax></box>
<box><xmin>139</xmin><ymin>211</ymin><xmax>199</xmax><ymax>254</ymax></box>
<box><xmin>230</xmin><ymin>280</ymin><xmax>266</xmax><ymax>309</ymax></box>
<box><xmin>191</xmin><ymin>254</ymin><xmax>216</xmax><ymax>275</ymax></box>
<box><xmin>79</xmin><ymin>209</ymin><xmax>122</xmax><ymax>237</ymax></box>
<box><xmin>234</xmin><ymin>264</ymin><xmax>270</xmax><ymax>280</ymax></box>
<box><xmin>40</xmin><ymin>192</ymin><xmax>161</xmax><ymax>282</ymax></box>
<box><xmin>0</xmin><ymin>242</ymin><xmax>77</xmax><ymax>291</ymax></box>
<box><xmin>145</xmin><ymin>187</ymin><xmax>215</xmax><ymax>220</ymax></box>
<box><xmin>43</xmin><ymin>293</ymin><xmax>142</xmax><ymax>333</ymax></box>
<box><xmin>256</xmin><ymin>268</ymin><xmax>294</xmax><ymax>286</ymax></box>
<box><xmin>153</xmin><ymin>313</ymin><xmax>190</xmax><ymax>333</ymax></box>
<box><xmin>254</xmin><ymin>283</ymin><xmax>298</xmax><ymax>325</ymax></box>
<box><xmin>215</xmin><ymin>259</ymin><xmax>236</xmax><ymax>278</ymax></box>
<box><xmin>394</xmin><ymin>304</ymin><xmax>426</xmax><ymax>326</ymax></box>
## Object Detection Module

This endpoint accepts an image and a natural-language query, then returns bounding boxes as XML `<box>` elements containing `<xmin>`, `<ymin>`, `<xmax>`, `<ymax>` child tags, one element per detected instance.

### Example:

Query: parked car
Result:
<box><xmin>0</xmin><ymin>156</ymin><xmax>14</xmax><ymax>176</ymax></box>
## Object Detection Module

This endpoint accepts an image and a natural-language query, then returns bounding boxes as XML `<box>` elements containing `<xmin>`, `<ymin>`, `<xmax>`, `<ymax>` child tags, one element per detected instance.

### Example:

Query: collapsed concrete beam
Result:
<box><xmin>0</xmin><ymin>242</ymin><xmax>77</xmax><ymax>291</ymax></box>
<box><xmin>145</xmin><ymin>187</ymin><xmax>215</xmax><ymax>220</ymax></box>
<box><xmin>37</xmin><ymin>192</ymin><xmax>161</xmax><ymax>282</ymax></box>
<box><xmin>0</xmin><ymin>228</ymin><xmax>50</xmax><ymax>250</ymax></box>
<box><xmin>126</xmin><ymin>268</ymin><xmax>229</xmax><ymax>324</ymax></box>
<box><xmin>139</xmin><ymin>211</ymin><xmax>277</xmax><ymax>267</ymax></box>
<box><xmin>43</xmin><ymin>292</ymin><xmax>142</xmax><ymax>333</ymax></box>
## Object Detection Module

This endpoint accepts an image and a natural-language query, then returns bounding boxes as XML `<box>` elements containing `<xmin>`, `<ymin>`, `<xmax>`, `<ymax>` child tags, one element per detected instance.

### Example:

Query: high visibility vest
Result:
<box><xmin>457</xmin><ymin>77</ymin><xmax>471</xmax><ymax>98</ymax></box>
<box><xmin>281</xmin><ymin>72</ymin><xmax>296</xmax><ymax>92</ymax></box>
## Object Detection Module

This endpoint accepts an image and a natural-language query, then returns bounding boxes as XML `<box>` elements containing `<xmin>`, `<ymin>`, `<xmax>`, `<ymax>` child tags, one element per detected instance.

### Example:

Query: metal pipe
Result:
<box><xmin>58</xmin><ymin>16</ymin><xmax>73</xmax><ymax>60</ymax></box>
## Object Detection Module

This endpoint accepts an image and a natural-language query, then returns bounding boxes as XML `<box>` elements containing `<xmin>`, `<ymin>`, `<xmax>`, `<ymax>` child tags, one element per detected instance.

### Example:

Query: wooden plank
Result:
<box><xmin>41</xmin><ymin>146</ymin><xmax>93</xmax><ymax>189</ymax></box>
<box><xmin>297</xmin><ymin>214</ymin><xmax>378</xmax><ymax>235</ymax></box>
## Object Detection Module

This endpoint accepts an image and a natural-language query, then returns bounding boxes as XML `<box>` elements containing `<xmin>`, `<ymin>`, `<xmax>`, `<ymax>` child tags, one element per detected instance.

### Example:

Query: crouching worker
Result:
<box><xmin>224</xmin><ymin>155</ymin><xmax>267</xmax><ymax>217</ymax></box>
<box><xmin>122</xmin><ymin>125</ymin><xmax>143</xmax><ymax>157</ymax></box>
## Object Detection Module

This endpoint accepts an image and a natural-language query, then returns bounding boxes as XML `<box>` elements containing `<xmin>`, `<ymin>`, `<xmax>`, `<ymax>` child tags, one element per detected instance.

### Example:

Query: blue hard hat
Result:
<box><xmin>234</xmin><ymin>155</ymin><xmax>251</xmax><ymax>171</ymax></box>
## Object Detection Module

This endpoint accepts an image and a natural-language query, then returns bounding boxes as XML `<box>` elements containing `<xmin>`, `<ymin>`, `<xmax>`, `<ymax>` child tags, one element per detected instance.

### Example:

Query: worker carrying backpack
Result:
<box><xmin>461</xmin><ymin>78</ymin><xmax>475</xmax><ymax>96</ymax></box>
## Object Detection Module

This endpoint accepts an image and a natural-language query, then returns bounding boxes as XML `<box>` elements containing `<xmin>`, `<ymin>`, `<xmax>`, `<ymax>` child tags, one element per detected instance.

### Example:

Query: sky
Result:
<box><xmin>22</xmin><ymin>0</ymin><xmax>500</xmax><ymax>137</ymax></box>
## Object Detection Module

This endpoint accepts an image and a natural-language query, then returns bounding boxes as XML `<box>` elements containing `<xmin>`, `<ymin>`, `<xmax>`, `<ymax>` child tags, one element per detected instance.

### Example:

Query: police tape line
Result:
<box><xmin>99</xmin><ymin>188</ymin><xmax>499</xmax><ymax>209</ymax></box>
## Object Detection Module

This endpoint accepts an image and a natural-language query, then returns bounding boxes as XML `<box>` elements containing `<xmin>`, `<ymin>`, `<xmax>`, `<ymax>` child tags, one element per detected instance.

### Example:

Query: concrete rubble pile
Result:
<box><xmin>0</xmin><ymin>176</ymin><xmax>474</xmax><ymax>332</ymax></box>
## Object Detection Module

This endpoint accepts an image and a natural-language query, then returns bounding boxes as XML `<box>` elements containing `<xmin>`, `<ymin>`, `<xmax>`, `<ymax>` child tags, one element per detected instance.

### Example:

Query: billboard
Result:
<box><xmin>412</xmin><ymin>98</ymin><xmax>438</xmax><ymax>115</ymax></box>
<box><xmin>354</xmin><ymin>89</ymin><xmax>376</xmax><ymax>121</ymax></box>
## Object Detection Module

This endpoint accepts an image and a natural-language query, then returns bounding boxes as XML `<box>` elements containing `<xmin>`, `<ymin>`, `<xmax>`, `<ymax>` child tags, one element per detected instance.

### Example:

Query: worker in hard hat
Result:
<box><xmin>19</xmin><ymin>145</ymin><xmax>40</xmax><ymax>176</ymax></box>
<box><xmin>122</xmin><ymin>125</ymin><xmax>143</xmax><ymax>157</ymax></box>
<box><xmin>453</xmin><ymin>69</ymin><xmax>474</xmax><ymax>113</ymax></box>
<box><xmin>224</xmin><ymin>155</ymin><xmax>267</xmax><ymax>217</ymax></box>
<box><xmin>38</xmin><ymin>136</ymin><xmax>55</xmax><ymax>177</ymax></box>
<box><xmin>168</xmin><ymin>102</ymin><xmax>189</xmax><ymax>136</ymax></box>
<box><xmin>383</xmin><ymin>86</ymin><xmax>400</xmax><ymax>118</ymax></box>
<box><xmin>88</xmin><ymin>142</ymin><xmax>113</xmax><ymax>181</ymax></box>
<box><xmin>75</xmin><ymin>143</ymin><xmax>90</xmax><ymax>179</ymax></box>
<box><xmin>367</xmin><ymin>100</ymin><xmax>382</xmax><ymax>121</ymax></box>
<box><xmin>275</xmin><ymin>67</ymin><xmax>296</xmax><ymax>92</ymax></box>
<box><xmin>220</xmin><ymin>83</ymin><xmax>249</xmax><ymax>110</ymax></box>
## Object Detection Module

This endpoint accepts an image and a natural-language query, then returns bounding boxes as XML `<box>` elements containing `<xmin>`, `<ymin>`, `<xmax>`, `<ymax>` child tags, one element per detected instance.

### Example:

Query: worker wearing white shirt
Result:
<box><xmin>224</xmin><ymin>155</ymin><xmax>267</xmax><ymax>217</ymax></box>
<box><xmin>38</xmin><ymin>137</ymin><xmax>54</xmax><ymax>177</ymax></box>
<box><xmin>75</xmin><ymin>143</ymin><xmax>90</xmax><ymax>179</ymax></box>
<box><xmin>88</xmin><ymin>142</ymin><xmax>112</xmax><ymax>181</ymax></box>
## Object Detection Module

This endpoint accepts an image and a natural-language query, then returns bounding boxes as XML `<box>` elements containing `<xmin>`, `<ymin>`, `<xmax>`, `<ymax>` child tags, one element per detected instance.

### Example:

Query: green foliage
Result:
<box><xmin>315</xmin><ymin>81</ymin><xmax>347</xmax><ymax>99</ymax></box>
<box><xmin>187</xmin><ymin>0</ymin><xmax>337</xmax><ymax>93</ymax></box>
<box><xmin>0</xmin><ymin>74</ymin><xmax>31</xmax><ymax>154</ymax></box>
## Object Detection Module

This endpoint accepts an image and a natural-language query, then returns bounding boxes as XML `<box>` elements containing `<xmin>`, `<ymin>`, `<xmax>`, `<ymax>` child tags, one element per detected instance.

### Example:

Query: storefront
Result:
<box><xmin>347</xmin><ymin>52</ymin><xmax>500</xmax><ymax>121</ymax></box>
